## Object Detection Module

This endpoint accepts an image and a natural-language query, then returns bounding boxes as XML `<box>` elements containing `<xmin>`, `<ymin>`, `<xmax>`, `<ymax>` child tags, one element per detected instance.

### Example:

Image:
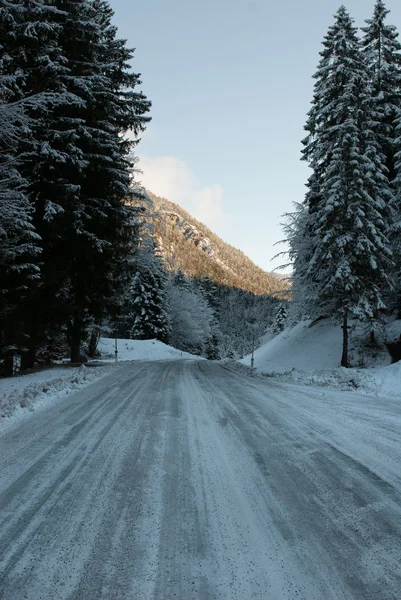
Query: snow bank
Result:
<box><xmin>219</xmin><ymin>359</ymin><xmax>258</xmax><ymax>377</ymax></box>
<box><xmin>0</xmin><ymin>338</ymin><xmax>200</xmax><ymax>432</ymax></box>
<box><xmin>224</xmin><ymin>358</ymin><xmax>401</xmax><ymax>398</ymax></box>
<box><xmin>262</xmin><ymin>365</ymin><xmax>401</xmax><ymax>397</ymax></box>
<box><xmin>98</xmin><ymin>337</ymin><xmax>200</xmax><ymax>362</ymax></box>
<box><xmin>0</xmin><ymin>365</ymin><xmax>113</xmax><ymax>433</ymax></box>
<box><xmin>261</xmin><ymin>363</ymin><xmax>401</xmax><ymax>399</ymax></box>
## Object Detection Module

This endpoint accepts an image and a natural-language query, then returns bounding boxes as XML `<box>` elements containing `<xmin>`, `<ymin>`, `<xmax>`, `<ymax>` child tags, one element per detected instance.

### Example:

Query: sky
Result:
<box><xmin>109</xmin><ymin>0</ymin><xmax>401</xmax><ymax>273</ymax></box>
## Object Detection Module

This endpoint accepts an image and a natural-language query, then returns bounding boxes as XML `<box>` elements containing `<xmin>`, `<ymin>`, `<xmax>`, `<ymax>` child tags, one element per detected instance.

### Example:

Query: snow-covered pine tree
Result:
<box><xmin>274</xmin><ymin>304</ymin><xmax>288</xmax><ymax>333</ymax></box>
<box><xmin>196</xmin><ymin>274</ymin><xmax>222</xmax><ymax>357</ymax></box>
<box><xmin>127</xmin><ymin>247</ymin><xmax>170</xmax><ymax>343</ymax></box>
<box><xmin>173</xmin><ymin>268</ymin><xmax>191</xmax><ymax>290</ymax></box>
<box><xmin>198</xmin><ymin>274</ymin><xmax>221</xmax><ymax>314</ymax></box>
<box><xmin>0</xmin><ymin>99</ymin><xmax>41</xmax><ymax>375</ymax></box>
<box><xmin>0</xmin><ymin>1</ymin><xmax>45</xmax><ymax>375</ymax></box>
<box><xmin>362</xmin><ymin>0</ymin><xmax>401</xmax><ymax>183</ymax></box>
<box><xmin>362</xmin><ymin>2</ymin><xmax>401</xmax><ymax>314</ymax></box>
<box><xmin>0</xmin><ymin>0</ymin><xmax>87</xmax><ymax>368</ymax></box>
<box><xmin>1</xmin><ymin>0</ymin><xmax>151</xmax><ymax>364</ymax></box>
<box><xmin>205</xmin><ymin>333</ymin><xmax>220</xmax><ymax>360</ymax></box>
<box><xmin>395</xmin><ymin>115</ymin><xmax>401</xmax><ymax>314</ymax></box>
<box><xmin>281</xmin><ymin>201</ymin><xmax>316</xmax><ymax>319</ymax></box>
<box><xmin>57</xmin><ymin>0</ymin><xmax>151</xmax><ymax>361</ymax></box>
<box><xmin>299</xmin><ymin>6</ymin><xmax>393</xmax><ymax>366</ymax></box>
<box><xmin>166</xmin><ymin>283</ymin><xmax>213</xmax><ymax>354</ymax></box>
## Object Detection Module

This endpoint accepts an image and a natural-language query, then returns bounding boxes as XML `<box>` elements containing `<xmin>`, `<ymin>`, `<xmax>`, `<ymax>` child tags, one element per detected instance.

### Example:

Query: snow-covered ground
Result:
<box><xmin>0</xmin><ymin>338</ymin><xmax>200</xmax><ymax>432</ymax></box>
<box><xmin>241</xmin><ymin>318</ymin><xmax>401</xmax><ymax>397</ymax></box>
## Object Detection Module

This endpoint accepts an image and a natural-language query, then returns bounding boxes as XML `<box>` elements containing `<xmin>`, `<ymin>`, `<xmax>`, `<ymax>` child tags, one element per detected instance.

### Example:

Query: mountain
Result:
<box><xmin>145</xmin><ymin>192</ymin><xmax>288</xmax><ymax>296</ymax></box>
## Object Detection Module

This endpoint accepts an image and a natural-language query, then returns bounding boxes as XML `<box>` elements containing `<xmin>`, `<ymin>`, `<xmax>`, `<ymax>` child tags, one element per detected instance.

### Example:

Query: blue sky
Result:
<box><xmin>109</xmin><ymin>0</ymin><xmax>401</xmax><ymax>273</ymax></box>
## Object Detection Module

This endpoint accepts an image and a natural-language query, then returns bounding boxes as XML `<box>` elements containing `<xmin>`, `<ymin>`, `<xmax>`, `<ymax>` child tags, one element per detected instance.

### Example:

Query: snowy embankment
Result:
<box><xmin>0</xmin><ymin>365</ymin><xmax>113</xmax><ymax>433</ymax></box>
<box><xmin>240</xmin><ymin>318</ymin><xmax>401</xmax><ymax>397</ymax></box>
<box><xmin>98</xmin><ymin>337</ymin><xmax>200</xmax><ymax>362</ymax></box>
<box><xmin>0</xmin><ymin>338</ymin><xmax>199</xmax><ymax>431</ymax></box>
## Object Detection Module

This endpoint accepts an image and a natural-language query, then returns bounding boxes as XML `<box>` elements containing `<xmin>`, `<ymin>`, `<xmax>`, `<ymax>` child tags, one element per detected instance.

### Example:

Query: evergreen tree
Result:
<box><xmin>362</xmin><ymin>1</ymin><xmax>401</xmax><ymax>314</ymax></box>
<box><xmin>395</xmin><ymin>115</ymin><xmax>401</xmax><ymax>314</ymax></box>
<box><xmin>298</xmin><ymin>6</ymin><xmax>393</xmax><ymax>366</ymax></box>
<box><xmin>173</xmin><ymin>267</ymin><xmax>191</xmax><ymax>290</ymax></box>
<box><xmin>0</xmin><ymin>1</ymin><xmax>54</xmax><ymax>374</ymax></box>
<box><xmin>274</xmin><ymin>304</ymin><xmax>288</xmax><ymax>333</ymax></box>
<box><xmin>51</xmin><ymin>0</ymin><xmax>150</xmax><ymax>361</ymax></box>
<box><xmin>0</xmin><ymin>0</ymin><xmax>151</xmax><ymax>366</ymax></box>
<box><xmin>128</xmin><ymin>267</ymin><xmax>170</xmax><ymax>342</ymax></box>
<box><xmin>205</xmin><ymin>334</ymin><xmax>220</xmax><ymax>360</ymax></box>
<box><xmin>361</xmin><ymin>0</ymin><xmax>401</xmax><ymax>183</ymax></box>
<box><xmin>0</xmin><ymin>98</ymin><xmax>41</xmax><ymax>375</ymax></box>
<box><xmin>166</xmin><ymin>282</ymin><xmax>213</xmax><ymax>354</ymax></box>
<box><xmin>198</xmin><ymin>274</ymin><xmax>221</xmax><ymax>314</ymax></box>
<box><xmin>1</xmin><ymin>0</ymin><xmax>86</xmax><ymax>367</ymax></box>
<box><xmin>125</xmin><ymin>239</ymin><xmax>170</xmax><ymax>343</ymax></box>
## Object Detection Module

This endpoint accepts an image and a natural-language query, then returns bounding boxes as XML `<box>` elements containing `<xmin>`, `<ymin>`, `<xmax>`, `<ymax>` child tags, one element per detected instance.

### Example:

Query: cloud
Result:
<box><xmin>137</xmin><ymin>155</ymin><xmax>225</xmax><ymax>228</ymax></box>
<box><xmin>193</xmin><ymin>185</ymin><xmax>224</xmax><ymax>225</ymax></box>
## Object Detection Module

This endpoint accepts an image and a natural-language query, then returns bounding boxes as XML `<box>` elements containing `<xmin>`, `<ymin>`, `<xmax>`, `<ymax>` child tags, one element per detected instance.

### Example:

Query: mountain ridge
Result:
<box><xmin>146</xmin><ymin>191</ymin><xmax>288</xmax><ymax>296</ymax></box>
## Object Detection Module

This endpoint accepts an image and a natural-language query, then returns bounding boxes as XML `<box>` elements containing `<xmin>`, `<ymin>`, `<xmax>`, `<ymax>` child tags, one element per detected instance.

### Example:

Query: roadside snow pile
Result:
<box><xmin>219</xmin><ymin>359</ymin><xmax>257</xmax><ymax>377</ymax></box>
<box><xmin>98</xmin><ymin>337</ymin><xmax>200</xmax><ymax>362</ymax></box>
<box><xmin>223</xmin><ymin>358</ymin><xmax>400</xmax><ymax>397</ymax></box>
<box><xmin>0</xmin><ymin>364</ymin><xmax>112</xmax><ymax>430</ymax></box>
<box><xmin>366</xmin><ymin>362</ymin><xmax>401</xmax><ymax>397</ymax></box>
<box><xmin>262</xmin><ymin>363</ymin><xmax>400</xmax><ymax>397</ymax></box>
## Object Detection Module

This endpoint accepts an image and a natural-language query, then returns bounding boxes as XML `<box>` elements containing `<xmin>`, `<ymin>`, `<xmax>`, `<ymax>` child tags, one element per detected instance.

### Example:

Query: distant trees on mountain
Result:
<box><xmin>284</xmin><ymin>1</ymin><xmax>401</xmax><ymax>367</ymax></box>
<box><xmin>123</xmin><ymin>255</ymin><xmax>279</xmax><ymax>359</ymax></box>
<box><xmin>149</xmin><ymin>192</ymin><xmax>288</xmax><ymax>296</ymax></box>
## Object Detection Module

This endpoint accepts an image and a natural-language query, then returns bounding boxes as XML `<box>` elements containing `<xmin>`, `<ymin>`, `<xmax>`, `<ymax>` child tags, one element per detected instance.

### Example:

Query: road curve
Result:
<box><xmin>1</xmin><ymin>359</ymin><xmax>400</xmax><ymax>599</ymax></box>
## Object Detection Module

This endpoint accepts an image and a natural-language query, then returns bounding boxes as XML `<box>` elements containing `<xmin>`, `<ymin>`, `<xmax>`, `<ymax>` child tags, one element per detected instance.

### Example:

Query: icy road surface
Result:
<box><xmin>1</xmin><ymin>360</ymin><xmax>400</xmax><ymax>599</ymax></box>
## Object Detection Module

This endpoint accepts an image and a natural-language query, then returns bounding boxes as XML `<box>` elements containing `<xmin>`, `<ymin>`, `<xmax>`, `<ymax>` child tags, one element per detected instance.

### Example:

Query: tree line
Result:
<box><xmin>283</xmin><ymin>1</ymin><xmax>401</xmax><ymax>366</ymax></box>
<box><xmin>118</xmin><ymin>255</ymin><xmax>284</xmax><ymax>361</ymax></box>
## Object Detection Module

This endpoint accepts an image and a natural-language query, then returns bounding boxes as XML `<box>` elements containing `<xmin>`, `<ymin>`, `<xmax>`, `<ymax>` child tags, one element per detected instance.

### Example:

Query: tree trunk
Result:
<box><xmin>2</xmin><ymin>354</ymin><xmax>14</xmax><ymax>377</ymax></box>
<box><xmin>87</xmin><ymin>324</ymin><xmax>100</xmax><ymax>357</ymax></box>
<box><xmin>69</xmin><ymin>315</ymin><xmax>83</xmax><ymax>363</ymax></box>
<box><xmin>21</xmin><ymin>326</ymin><xmax>37</xmax><ymax>371</ymax></box>
<box><xmin>341</xmin><ymin>308</ymin><xmax>349</xmax><ymax>368</ymax></box>
<box><xmin>369</xmin><ymin>329</ymin><xmax>375</xmax><ymax>346</ymax></box>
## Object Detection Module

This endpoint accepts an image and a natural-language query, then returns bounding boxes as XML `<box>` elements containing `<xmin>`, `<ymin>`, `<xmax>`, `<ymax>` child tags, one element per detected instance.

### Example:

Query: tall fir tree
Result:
<box><xmin>0</xmin><ymin>0</ymin><xmax>60</xmax><ymax>374</ymax></box>
<box><xmin>0</xmin><ymin>0</ymin><xmax>151</xmax><ymax>366</ymax></box>
<box><xmin>50</xmin><ymin>0</ymin><xmax>151</xmax><ymax>361</ymax></box>
<box><xmin>297</xmin><ymin>6</ymin><xmax>393</xmax><ymax>366</ymax></box>
<box><xmin>361</xmin><ymin>0</ymin><xmax>401</xmax><ymax>183</ymax></box>
<box><xmin>0</xmin><ymin>97</ymin><xmax>41</xmax><ymax>375</ymax></box>
<box><xmin>362</xmin><ymin>1</ymin><xmax>401</xmax><ymax>313</ymax></box>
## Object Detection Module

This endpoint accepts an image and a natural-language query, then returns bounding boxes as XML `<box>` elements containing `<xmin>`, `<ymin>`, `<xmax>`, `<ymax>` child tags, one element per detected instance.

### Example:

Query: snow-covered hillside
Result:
<box><xmin>241</xmin><ymin>318</ymin><xmax>401</xmax><ymax>397</ymax></box>
<box><xmin>248</xmin><ymin>320</ymin><xmax>345</xmax><ymax>372</ymax></box>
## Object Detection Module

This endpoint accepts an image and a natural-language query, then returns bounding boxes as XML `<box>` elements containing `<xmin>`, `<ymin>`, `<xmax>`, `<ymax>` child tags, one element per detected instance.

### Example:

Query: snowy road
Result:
<box><xmin>1</xmin><ymin>360</ymin><xmax>401</xmax><ymax>599</ymax></box>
